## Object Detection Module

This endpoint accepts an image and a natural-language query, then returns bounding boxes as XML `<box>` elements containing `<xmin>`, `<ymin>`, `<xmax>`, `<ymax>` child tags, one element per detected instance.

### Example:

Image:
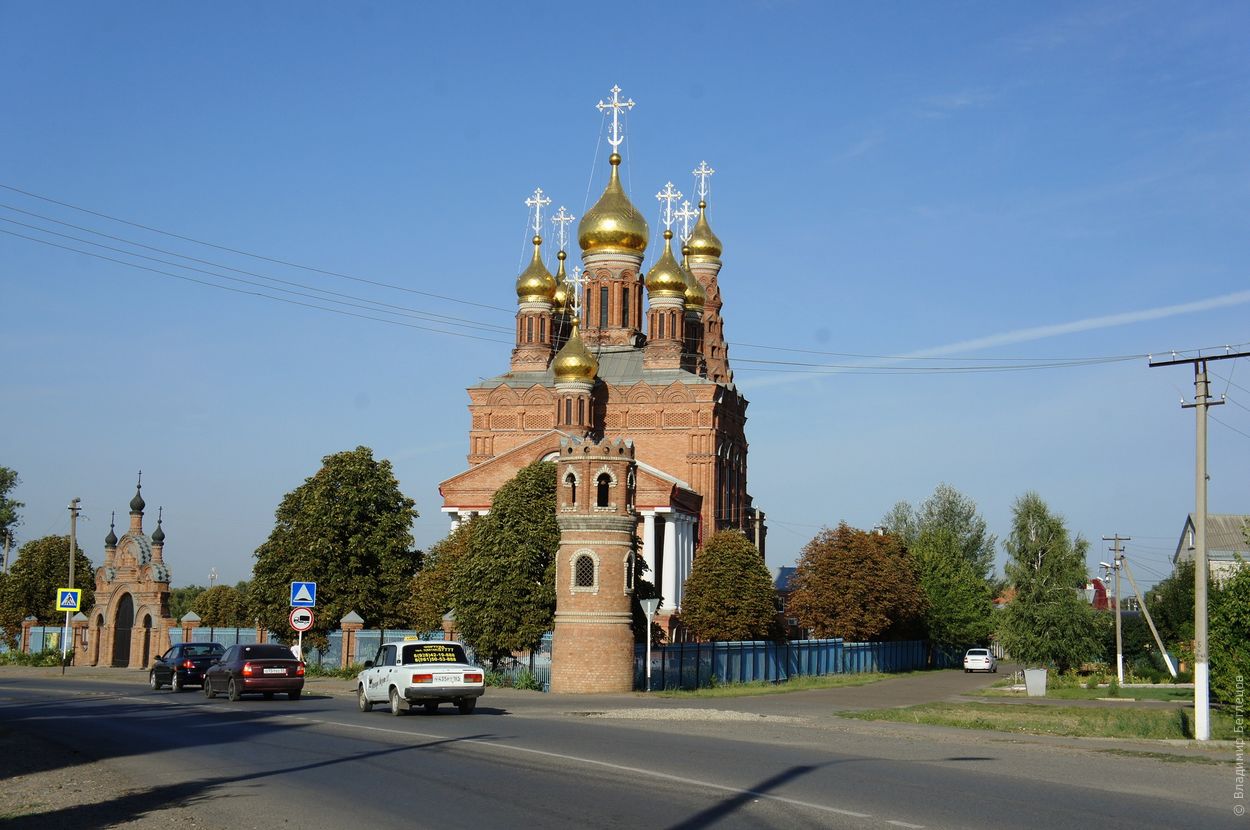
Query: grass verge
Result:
<box><xmin>839</xmin><ymin>702</ymin><xmax>1238</xmax><ymax>740</ymax></box>
<box><xmin>654</xmin><ymin>671</ymin><xmax>921</xmax><ymax>699</ymax></box>
<box><xmin>977</xmin><ymin>686</ymin><xmax>1193</xmax><ymax>703</ymax></box>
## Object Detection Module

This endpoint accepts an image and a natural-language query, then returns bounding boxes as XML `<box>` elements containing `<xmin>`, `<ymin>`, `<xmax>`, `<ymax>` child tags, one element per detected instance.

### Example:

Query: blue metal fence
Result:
<box><xmin>303</xmin><ymin>629</ymin><xmax>445</xmax><ymax>669</ymax></box>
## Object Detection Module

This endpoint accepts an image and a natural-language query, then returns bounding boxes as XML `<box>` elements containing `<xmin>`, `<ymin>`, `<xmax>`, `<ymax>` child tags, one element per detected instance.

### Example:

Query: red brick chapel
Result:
<box><xmin>439</xmin><ymin>86</ymin><xmax>765</xmax><ymax>636</ymax></box>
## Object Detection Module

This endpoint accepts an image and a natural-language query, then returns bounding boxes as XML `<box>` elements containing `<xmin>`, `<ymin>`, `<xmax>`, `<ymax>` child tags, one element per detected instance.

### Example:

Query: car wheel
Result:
<box><xmin>389</xmin><ymin>687</ymin><xmax>405</xmax><ymax>716</ymax></box>
<box><xmin>227</xmin><ymin>679</ymin><xmax>241</xmax><ymax>702</ymax></box>
<box><xmin>289</xmin><ymin>690</ymin><xmax>301</xmax><ymax>701</ymax></box>
<box><xmin>423</xmin><ymin>702</ymin><xmax>439</xmax><ymax>714</ymax></box>
<box><xmin>457</xmin><ymin>698</ymin><xmax>476</xmax><ymax>715</ymax></box>
<box><xmin>263</xmin><ymin>692</ymin><xmax>274</xmax><ymax>700</ymax></box>
<box><xmin>149</xmin><ymin>671</ymin><xmax>162</xmax><ymax>690</ymax></box>
<box><xmin>171</xmin><ymin>672</ymin><xmax>183</xmax><ymax>693</ymax></box>
<box><xmin>357</xmin><ymin>685</ymin><xmax>373</xmax><ymax>712</ymax></box>
<box><xmin>204</xmin><ymin>679</ymin><xmax>216</xmax><ymax>699</ymax></box>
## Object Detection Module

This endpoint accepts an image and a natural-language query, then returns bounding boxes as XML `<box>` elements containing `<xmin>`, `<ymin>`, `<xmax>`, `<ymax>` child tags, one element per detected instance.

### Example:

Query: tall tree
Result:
<box><xmin>679</xmin><ymin>530</ymin><xmax>779</xmax><ymax>642</ymax></box>
<box><xmin>192</xmin><ymin>583</ymin><xmax>252</xmax><ymax>627</ymax></box>
<box><xmin>250</xmin><ymin>446</ymin><xmax>419</xmax><ymax>643</ymax></box>
<box><xmin>787</xmin><ymin>523</ymin><xmax>926</xmax><ymax>641</ymax></box>
<box><xmin>910</xmin><ymin>526</ymin><xmax>994</xmax><ymax>649</ymax></box>
<box><xmin>448</xmin><ymin>461</ymin><xmax>558</xmax><ymax>666</ymax></box>
<box><xmin>0</xmin><ymin>466</ymin><xmax>22</xmax><ymax>550</ymax></box>
<box><xmin>404</xmin><ymin>521</ymin><xmax>474</xmax><ymax>634</ymax></box>
<box><xmin>881</xmin><ymin>483</ymin><xmax>997</xmax><ymax>579</ymax></box>
<box><xmin>1210</xmin><ymin>558</ymin><xmax>1250</xmax><ymax>703</ymax></box>
<box><xmin>0</xmin><ymin>535</ymin><xmax>94</xmax><ymax>647</ymax></box>
<box><xmin>997</xmin><ymin>492</ymin><xmax>1099</xmax><ymax>671</ymax></box>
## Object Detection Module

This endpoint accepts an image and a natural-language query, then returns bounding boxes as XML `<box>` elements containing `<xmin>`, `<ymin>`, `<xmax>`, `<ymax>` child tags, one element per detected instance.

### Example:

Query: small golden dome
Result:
<box><xmin>552</xmin><ymin>251</ymin><xmax>572</xmax><ymax>313</ymax></box>
<box><xmin>552</xmin><ymin>318</ymin><xmax>598</xmax><ymax>384</ymax></box>
<box><xmin>578</xmin><ymin>153</ymin><xmax>649</xmax><ymax>256</ymax></box>
<box><xmin>686</xmin><ymin>200</ymin><xmax>722</xmax><ymax>261</ymax></box>
<box><xmin>515</xmin><ymin>235</ymin><xmax>557</xmax><ymax>304</ymax></box>
<box><xmin>682</xmin><ymin>246</ymin><xmax>706</xmax><ymax>310</ymax></box>
<box><xmin>645</xmin><ymin>230</ymin><xmax>687</xmax><ymax>300</ymax></box>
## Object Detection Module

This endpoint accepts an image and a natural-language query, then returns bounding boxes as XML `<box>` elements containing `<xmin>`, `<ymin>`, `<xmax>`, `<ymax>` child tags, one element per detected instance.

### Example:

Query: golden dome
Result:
<box><xmin>552</xmin><ymin>318</ymin><xmax>598</xmax><ymax>384</ymax></box>
<box><xmin>686</xmin><ymin>200</ymin><xmax>722</xmax><ymax>261</ymax></box>
<box><xmin>515</xmin><ymin>235</ymin><xmax>557</xmax><ymax>304</ymax></box>
<box><xmin>578</xmin><ymin>153</ymin><xmax>649</xmax><ymax>256</ymax></box>
<box><xmin>682</xmin><ymin>246</ymin><xmax>706</xmax><ymax>310</ymax></box>
<box><xmin>645</xmin><ymin>230</ymin><xmax>687</xmax><ymax>300</ymax></box>
<box><xmin>552</xmin><ymin>251</ymin><xmax>572</xmax><ymax>314</ymax></box>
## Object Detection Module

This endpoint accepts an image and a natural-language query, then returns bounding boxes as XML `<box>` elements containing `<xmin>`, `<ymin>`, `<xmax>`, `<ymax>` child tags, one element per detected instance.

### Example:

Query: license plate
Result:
<box><xmin>263</xmin><ymin>668</ymin><xmax>286</xmax><ymax>675</ymax></box>
<box><xmin>434</xmin><ymin>673</ymin><xmax>460</xmax><ymax>684</ymax></box>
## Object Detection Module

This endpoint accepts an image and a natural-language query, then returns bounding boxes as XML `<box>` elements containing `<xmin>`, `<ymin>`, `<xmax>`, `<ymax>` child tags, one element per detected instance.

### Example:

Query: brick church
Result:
<box><xmin>439</xmin><ymin>87</ymin><xmax>764</xmax><ymax>634</ymax></box>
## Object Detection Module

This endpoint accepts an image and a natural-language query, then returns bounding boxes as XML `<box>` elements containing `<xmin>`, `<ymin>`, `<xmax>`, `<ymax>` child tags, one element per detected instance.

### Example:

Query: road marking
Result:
<box><xmin>886</xmin><ymin>821</ymin><xmax>926</xmax><ymax>829</ymax></box>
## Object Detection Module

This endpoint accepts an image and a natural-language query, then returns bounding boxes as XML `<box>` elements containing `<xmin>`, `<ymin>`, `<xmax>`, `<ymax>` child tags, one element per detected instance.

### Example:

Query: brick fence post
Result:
<box><xmin>21</xmin><ymin>617</ymin><xmax>37</xmax><ymax>654</ymax></box>
<box><xmin>340</xmin><ymin>611</ymin><xmax>364</xmax><ymax>669</ymax></box>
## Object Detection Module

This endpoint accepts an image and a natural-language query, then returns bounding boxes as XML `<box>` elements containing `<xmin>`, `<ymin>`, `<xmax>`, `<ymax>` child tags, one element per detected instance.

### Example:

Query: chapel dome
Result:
<box><xmin>645</xmin><ymin>231</ymin><xmax>687</xmax><ymax>300</ymax></box>
<box><xmin>578</xmin><ymin>154</ymin><xmax>649</xmax><ymax>256</ymax></box>
<box><xmin>686</xmin><ymin>200</ymin><xmax>722</xmax><ymax>261</ymax></box>
<box><xmin>552</xmin><ymin>320</ymin><xmax>598</xmax><ymax>384</ymax></box>
<box><xmin>515</xmin><ymin>236</ymin><xmax>557</xmax><ymax>304</ymax></box>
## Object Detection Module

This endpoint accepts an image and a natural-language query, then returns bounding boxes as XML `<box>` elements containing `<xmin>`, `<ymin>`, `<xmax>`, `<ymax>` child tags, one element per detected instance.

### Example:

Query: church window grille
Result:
<box><xmin>540</xmin><ymin>317</ymin><xmax>547</xmax><ymax>342</ymax></box>
<box><xmin>574</xmin><ymin>554</ymin><xmax>595</xmax><ymax>588</ymax></box>
<box><xmin>526</xmin><ymin>316</ymin><xmax>534</xmax><ymax>343</ymax></box>
<box><xmin>564</xmin><ymin>398</ymin><xmax>572</xmax><ymax>425</ymax></box>
<box><xmin>599</xmin><ymin>286</ymin><xmax>609</xmax><ymax>328</ymax></box>
<box><xmin>621</xmin><ymin>285</ymin><xmax>630</xmax><ymax>327</ymax></box>
<box><xmin>596</xmin><ymin>473</ymin><xmax>611</xmax><ymax>507</ymax></box>
<box><xmin>657</xmin><ymin>313</ymin><xmax>665</xmax><ymax>339</ymax></box>
<box><xmin>577</xmin><ymin>397</ymin><xmax>585</xmax><ymax>425</ymax></box>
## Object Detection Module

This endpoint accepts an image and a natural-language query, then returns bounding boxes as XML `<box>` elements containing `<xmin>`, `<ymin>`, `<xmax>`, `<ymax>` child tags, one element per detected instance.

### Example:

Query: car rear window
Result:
<box><xmin>185</xmin><ymin>644</ymin><xmax>224</xmax><ymax>657</ymax></box>
<box><xmin>240</xmin><ymin>644</ymin><xmax>297</xmax><ymax>660</ymax></box>
<box><xmin>402</xmin><ymin>642</ymin><xmax>469</xmax><ymax>665</ymax></box>
<box><xmin>967</xmin><ymin>649</ymin><xmax>990</xmax><ymax>656</ymax></box>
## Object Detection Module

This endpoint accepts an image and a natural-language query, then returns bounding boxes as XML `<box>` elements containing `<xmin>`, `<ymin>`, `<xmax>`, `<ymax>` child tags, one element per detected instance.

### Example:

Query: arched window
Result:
<box><xmin>565</xmin><ymin>471</ymin><xmax>577</xmax><ymax>506</ymax></box>
<box><xmin>526</xmin><ymin>316</ymin><xmax>534</xmax><ymax>343</ymax></box>
<box><xmin>540</xmin><ymin>317</ymin><xmax>547</xmax><ymax>342</ymax></box>
<box><xmin>564</xmin><ymin>398</ymin><xmax>572</xmax><ymax>425</ymax></box>
<box><xmin>577</xmin><ymin>397</ymin><xmax>585</xmax><ymax>426</ymax></box>
<box><xmin>574</xmin><ymin>554</ymin><xmax>596</xmax><ymax>588</ymax></box>
<box><xmin>621</xmin><ymin>285</ymin><xmax>630</xmax><ymax>327</ymax></box>
<box><xmin>657</xmin><ymin>312</ymin><xmax>665</xmax><ymax>339</ymax></box>
<box><xmin>597</xmin><ymin>473</ymin><xmax>611</xmax><ymax>507</ymax></box>
<box><xmin>599</xmin><ymin>285</ymin><xmax>609</xmax><ymax>328</ymax></box>
<box><xmin>624</xmin><ymin>553</ymin><xmax>635</xmax><ymax>592</ymax></box>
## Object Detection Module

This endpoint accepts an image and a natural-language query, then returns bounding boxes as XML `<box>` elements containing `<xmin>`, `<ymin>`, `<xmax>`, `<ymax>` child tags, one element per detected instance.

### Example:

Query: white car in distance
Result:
<box><xmin>357</xmin><ymin>640</ymin><xmax>485</xmax><ymax>715</ymax></box>
<box><xmin>963</xmin><ymin>647</ymin><xmax>998</xmax><ymax>673</ymax></box>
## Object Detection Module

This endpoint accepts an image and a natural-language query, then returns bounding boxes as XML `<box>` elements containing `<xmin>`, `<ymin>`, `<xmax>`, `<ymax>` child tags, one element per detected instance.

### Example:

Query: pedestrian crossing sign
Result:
<box><xmin>56</xmin><ymin>588</ymin><xmax>81</xmax><ymax>612</ymax></box>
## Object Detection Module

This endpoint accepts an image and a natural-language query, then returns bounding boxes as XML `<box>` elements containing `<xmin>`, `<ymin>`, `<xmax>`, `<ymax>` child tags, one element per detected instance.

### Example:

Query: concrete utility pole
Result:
<box><xmin>1150</xmin><ymin>348</ymin><xmax>1250</xmax><ymax>742</ymax></box>
<box><xmin>1119</xmin><ymin>553</ymin><xmax>1177</xmax><ymax>678</ymax></box>
<box><xmin>1102</xmin><ymin>535</ymin><xmax>1129</xmax><ymax>685</ymax></box>
<box><xmin>63</xmin><ymin>498</ymin><xmax>81</xmax><ymax>674</ymax></box>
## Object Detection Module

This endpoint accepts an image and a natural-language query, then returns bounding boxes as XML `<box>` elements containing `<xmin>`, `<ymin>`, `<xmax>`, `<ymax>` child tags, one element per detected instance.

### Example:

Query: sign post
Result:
<box><xmin>640</xmin><ymin>598</ymin><xmax>660</xmax><ymax>692</ymax></box>
<box><xmin>289</xmin><ymin>606</ymin><xmax>314</xmax><ymax>661</ymax></box>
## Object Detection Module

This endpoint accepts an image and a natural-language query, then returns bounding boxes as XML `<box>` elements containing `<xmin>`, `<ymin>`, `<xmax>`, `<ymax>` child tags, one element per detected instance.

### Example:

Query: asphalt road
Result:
<box><xmin>0</xmin><ymin>669</ymin><xmax>1240</xmax><ymax>830</ymax></box>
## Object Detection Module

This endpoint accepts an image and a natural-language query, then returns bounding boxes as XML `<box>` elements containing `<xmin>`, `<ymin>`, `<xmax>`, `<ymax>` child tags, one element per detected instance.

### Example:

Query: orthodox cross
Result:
<box><xmin>551</xmin><ymin>206</ymin><xmax>575</xmax><ymax>251</ymax></box>
<box><xmin>655</xmin><ymin>181</ymin><xmax>682</xmax><ymax>231</ymax></box>
<box><xmin>597</xmin><ymin>84</ymin><xmax>635</xmax><ymax>150</ymax></box>
<box><xmin>692</xmin><ymin>160</ymin><xmax>715</xmax><ymax>201</ymax></box>
<box><xmin>569</xmin><ymin>265</ymin><xmax>586</xmax><ymax>319</ymax></box>
<box><xmin>675</xmin><ymin>199</ymin><xmax>698</xmax><ymax>242</ymax></box>
<box><xmin>524</xmin><ymin>187</ymin><xmax>551</xmax><ymax>235</ymax></box>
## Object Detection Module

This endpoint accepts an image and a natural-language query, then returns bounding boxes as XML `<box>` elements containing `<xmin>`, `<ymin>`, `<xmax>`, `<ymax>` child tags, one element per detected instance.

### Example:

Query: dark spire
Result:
<box><xmin>152</xmin><ymin>506</ymin><xmax>165</xmax><ymax>544</ymax></box>
<box><xmin>129</xmin><ymin>470</ymin><xmax>145</xmax><ymax>514</ymax></box>
<box><xmin>105</xmin><ymin>511</ymin><xmax>118</xmax><ymax>548</ymax></box>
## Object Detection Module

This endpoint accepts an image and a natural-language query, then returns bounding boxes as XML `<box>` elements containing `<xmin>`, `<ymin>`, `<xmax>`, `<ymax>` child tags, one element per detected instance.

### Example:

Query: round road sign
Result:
<box><xmin>289</xmin><ymin>607</ymin><xmax>315</xmax><ymax>632</ymax></box>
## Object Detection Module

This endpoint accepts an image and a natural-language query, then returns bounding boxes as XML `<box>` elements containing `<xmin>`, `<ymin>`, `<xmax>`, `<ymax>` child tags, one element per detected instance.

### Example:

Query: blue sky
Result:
<box><xmin>3</xmin><ymin>1</ymin><xmax>1248</xmax><ymax>593</ymax></box>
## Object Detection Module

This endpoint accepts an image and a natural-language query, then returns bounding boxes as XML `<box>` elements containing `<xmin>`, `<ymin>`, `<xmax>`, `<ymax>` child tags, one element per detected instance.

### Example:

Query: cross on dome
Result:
<box><xmin>551</xmin><ymin>206</ymin><xmax>575</xmax><ymax>251</ymax></box>
<box><xmin>525</xmin><ymin>187</ymin><xmax>552</xmax><ymax>234</ymax></box>
<box><xmin>569</xmin><ymin>265</ymin><xmax>586</xmax><ymax>318</ymax></box>
<box><xmin>597</xmin><ymin>84</ymin><xmax>635</xmax><ymax>150</ymax></box>
<box><xmin>655</xmin><ymin>182</ymin><xmax>682</xmax><ymax>231</ymax></box>
<box><xmin>692</xmin><ymin>160</ymin><xmax>715</xmax><ymax>201</ymax></box>
<box><xmin>675</xmin><ymin>199</ymin><xmax>698</xmax><ymax>242</ymax></box>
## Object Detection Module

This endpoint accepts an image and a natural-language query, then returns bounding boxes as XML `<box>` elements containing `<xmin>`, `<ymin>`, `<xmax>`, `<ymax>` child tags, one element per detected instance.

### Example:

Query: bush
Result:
<box><xmin>304</xmin><ymin>661</ymin><xmax>364</xmax><ymax>679</ymax></box>
<box><xmin>0</xmin><ymin>648</ymin><xmax>63</xmax><ymax>667</ymax></box>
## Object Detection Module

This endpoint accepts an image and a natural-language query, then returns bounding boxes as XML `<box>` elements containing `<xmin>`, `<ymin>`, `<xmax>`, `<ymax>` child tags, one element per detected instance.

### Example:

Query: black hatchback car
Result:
<box><xmin>149</xmin><ymin>642</ymin><xmax>225</xmax><ymax>692</ymax></box>
<box><xmin>204</xmin><ymin>643</ymin><xmax>305</xmax><ymax>701</ymax></box>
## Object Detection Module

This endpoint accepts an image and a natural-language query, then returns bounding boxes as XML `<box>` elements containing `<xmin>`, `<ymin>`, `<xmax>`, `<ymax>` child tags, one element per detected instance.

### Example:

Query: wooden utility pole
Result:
<box><xmin>1150</xmin><ymin>348</ymin><xmax>1250</xmax><ymax>741</ymax></box>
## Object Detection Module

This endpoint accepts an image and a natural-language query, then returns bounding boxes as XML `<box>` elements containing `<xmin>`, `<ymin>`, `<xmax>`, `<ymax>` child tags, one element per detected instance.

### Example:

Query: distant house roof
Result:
<box><xmin>1174</xmin><ymin>514</ymin><xmax>1250</xmax><ymax>565</ymax></box>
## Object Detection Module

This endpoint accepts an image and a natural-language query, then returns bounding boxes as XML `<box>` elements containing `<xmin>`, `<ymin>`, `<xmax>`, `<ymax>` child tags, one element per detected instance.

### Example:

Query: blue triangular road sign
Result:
<box><xmin>290</xmin><ymin>582</ymin><xmax>316</xmax><ymax>607</ymax></box>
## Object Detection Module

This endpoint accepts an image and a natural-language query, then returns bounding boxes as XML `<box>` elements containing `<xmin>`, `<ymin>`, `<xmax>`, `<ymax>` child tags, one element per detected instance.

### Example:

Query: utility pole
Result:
<box><xmin>1119</xmin><ymin>552</ymin><xmax>1177</xmax><ymax>677</ymax></box>
<box><xmin>63</xmin><ymin>498</ymin><xmax>81</xmax><ymax>674</ymax></box>
<box><xmin>1150</xmin><ymin>347</ymin><xmax>1250</xmax><ymax>742</ymax></box>
<box><xmin>1102</xmin><ymin>534</ymin><xmax>1129</xmax><ymax>685</ymax></box>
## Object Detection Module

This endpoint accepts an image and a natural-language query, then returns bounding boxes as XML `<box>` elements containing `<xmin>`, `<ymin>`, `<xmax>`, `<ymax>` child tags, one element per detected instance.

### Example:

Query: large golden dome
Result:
<box><xmin>552</xmin><ymin>318</ymin><xmax>598</xmax><ymax>384</ymax></box>
<box><xmin>515</xmin><ymin>235</ymin><xmax>557</xmax><ymax>303</ymax></box>
<box><xmin>551</xmin><ymin>251</ymin><xmax>572</xmax><ymax>314</ymax></box>
<box><xmin>578</xmin><ymin>153</ymin><xmax>649</xmax><ymax>256</ymax></box>
<box><xmin>682</xmin><ymin>246</ymin><xmax>706</xmax><ymax>310</ymax></box>
<box><xmin>645</xmin><ymin>230</ymin><xmax>687</xmax><ymax>300</ymax></box>
<box><xmin>686</xmin><ymin>200</ymin><xmax>722</xmax><ymax>261</ymax></box>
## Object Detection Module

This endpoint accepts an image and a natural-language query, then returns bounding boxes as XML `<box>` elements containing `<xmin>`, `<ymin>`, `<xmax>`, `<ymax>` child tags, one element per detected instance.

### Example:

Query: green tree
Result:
<box><xmin>910</xmin><ymin>525</ymin><xmax>994</xmax><ymax>649</ymax></box>
<box><xmin>882</xmin><ymin>483</ymin><xmax>997</xmax><ymax>579</ymax></box>
<box><xmin>998</xmin><ymin>492</ymin><xmax>1099</xmax><ymax>671</ymax></box>
<box><xmin>0</xmin><ymin>535</ymin><xmax>94</xmax><ymax>647</ymax></box>
<box><xmin>250</xmin><ymin>446</ymin><xmax>419</xmax><ymax>644</ymax></box>
<box><xmin>1209</xmin><ymin>558</ymin><xmax>1250</xmax><ymax>704</ymax></box>
<box><xmin>404</xmin><ymin>521</ymin><xmax>474</xmax><ymax>633</ymax></box>
<box><xmin>1144</xmin><ymin>560</ymin><xmax>1195</xmax><ymax>663</ymax></box>
<box><xmin>448</xmin><ymin>461</ymin><xmax>558</xmax><ymax>666</ymax></box>
<box><xmin>192</xmin><ymin>583</ymin><xmax>252</xmax><ymax>627</ymax></box>
<box><xmin>787</xmin><ymin>523</ymin><xmax>926</xmax><ymax>641</ymax></box>
<box><xmin>0</xmin><ymin>466</ymin><xmax>22</xmax><ymax>550</ymax></box>
<box><xmin>168</xmin><ymin>585</ymin><xmax>207</xmax><ymax>622</ymax></box>
<box><xmin>679</xmin><ymin>530</ymin><xmax>779</xmax><ymax>642</ymax></box>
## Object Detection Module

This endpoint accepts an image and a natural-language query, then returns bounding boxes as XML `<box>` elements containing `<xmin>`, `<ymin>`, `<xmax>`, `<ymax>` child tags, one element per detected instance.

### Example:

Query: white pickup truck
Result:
<box><xmin>357</xmin><ymin>640</ymin><xmax>485</xmax><ymax>715</ymax></box>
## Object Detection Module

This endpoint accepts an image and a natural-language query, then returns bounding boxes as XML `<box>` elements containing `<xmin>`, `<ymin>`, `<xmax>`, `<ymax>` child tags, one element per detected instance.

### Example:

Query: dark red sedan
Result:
<box><xmin>203</xmin><ymin>643</ymin><xmax>305</xmax><ymax>701</ymax></box>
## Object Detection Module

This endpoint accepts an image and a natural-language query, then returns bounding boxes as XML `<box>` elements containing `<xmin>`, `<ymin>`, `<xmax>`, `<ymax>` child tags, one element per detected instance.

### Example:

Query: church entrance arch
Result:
<box><xmin>112</xmin><ymin>594</ymin><xmax>134</xmax><ymax>667</ymax></box>
<box><xmin>140</xmin><ymin>614</ymin><xmax>152</xmax><ymax>667</ymax></box>
<box><xmin>91</xmin><ymin>614</ymin><xmax>104</xmax><ymax>665</ymax></box>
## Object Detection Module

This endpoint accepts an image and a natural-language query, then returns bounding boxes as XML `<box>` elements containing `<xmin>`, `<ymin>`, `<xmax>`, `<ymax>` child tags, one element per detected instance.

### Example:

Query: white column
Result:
<box><xmin>641</xmin><ymin>511</ymin><xmax>657</xmax><ymax>588</ymax></box>
<box><xmin>660</xmin><ymin>514</ymin><xmax>678</xmax><ymax>613</ymax></box>
<box><xmin>676</xmin><ymin>515</ymin><xmax>693</xmax><ymax>609</ymax></box>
